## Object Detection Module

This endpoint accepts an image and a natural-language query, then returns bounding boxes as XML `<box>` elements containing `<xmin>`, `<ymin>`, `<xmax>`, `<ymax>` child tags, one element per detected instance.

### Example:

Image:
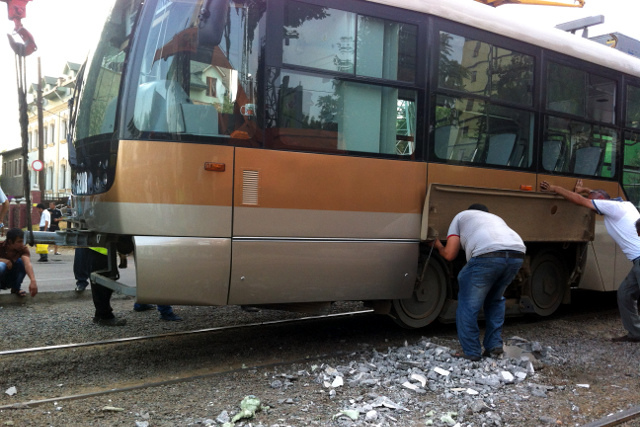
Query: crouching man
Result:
<box><xmin>0</xmin><ymin>228</ymin><xmax>38</xmax><ymax>297</ymax></box>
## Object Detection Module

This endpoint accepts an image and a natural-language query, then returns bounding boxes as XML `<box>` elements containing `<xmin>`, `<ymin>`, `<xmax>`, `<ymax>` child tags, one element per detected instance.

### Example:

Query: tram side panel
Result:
<box><xmin>228</xmin><ymin>148</ymin><xmax>427</xmax><ymax>305</ymax></box>
<box><xmin>81</xmin><ymin>139</ymin><xmax>235</xmax><ymax>306</ymax></box>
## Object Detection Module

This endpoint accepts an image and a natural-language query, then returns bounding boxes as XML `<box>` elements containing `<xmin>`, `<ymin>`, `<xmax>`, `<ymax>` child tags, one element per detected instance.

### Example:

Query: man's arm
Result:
<box><xmin>21</xmin><ymin>256</ymin><xmax>38</xmax><ymax>297</ymax></box>
<box><xmin>540</xmin><ymin>181</ymin><xmax>596</xmax><ymax>210</ymax></box>
<box><xmin>430</xmin><ymin>235</ymin><xmax>461</xmax><ymax>261</ymax></box>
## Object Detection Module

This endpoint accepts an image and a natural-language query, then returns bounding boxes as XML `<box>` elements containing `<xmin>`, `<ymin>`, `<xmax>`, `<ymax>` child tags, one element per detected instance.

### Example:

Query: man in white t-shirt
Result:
<box><xmin>35</xmin><ymin>203</ymin><xmax>50</xmax><ymax>263</ymax></box>
<box><xmin>540</xmin><ymin>179</ymin><xmax>640</xmax><ymax>343</ymax></box>
<box><xmin>430</xmin><ymin>204</ymin><xmax>525</xmax><ymax>361</ymax></box>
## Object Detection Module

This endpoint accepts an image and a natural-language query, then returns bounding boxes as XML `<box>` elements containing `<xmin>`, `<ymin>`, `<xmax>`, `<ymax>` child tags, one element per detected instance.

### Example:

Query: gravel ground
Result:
<box><xmin>1</xmin><ymin>290</ymin><xmax>640</xmax><ymax>426</ymax></box>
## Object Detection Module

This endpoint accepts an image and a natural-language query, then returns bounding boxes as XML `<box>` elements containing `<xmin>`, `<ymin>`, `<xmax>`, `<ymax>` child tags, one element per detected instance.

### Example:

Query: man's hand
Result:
<box><xmin>427</xmin><ymin>239</ymin><xmax>443</xmax><ymax>250</ymax></box>
<box><xmin>574</xmin><ymin>179</ymin><xmax>592</xmax><ymax>196</ymax></box>
<box><xmin>540</xmin><ymin>181</ymin><xmax>555</xmax><ymax>192</ymax></box>
<box><xmin>29</xmin><ymin>280</ymin><xmax>38</xmax><ymax>297</ymax></box>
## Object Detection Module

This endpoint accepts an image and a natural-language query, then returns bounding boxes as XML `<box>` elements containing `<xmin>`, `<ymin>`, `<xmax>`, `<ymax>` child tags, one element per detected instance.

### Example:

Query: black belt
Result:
<box><xmin>476</xmin><ymin>251</ymin><xmax>525</xmax><ymax>259</ymax></box>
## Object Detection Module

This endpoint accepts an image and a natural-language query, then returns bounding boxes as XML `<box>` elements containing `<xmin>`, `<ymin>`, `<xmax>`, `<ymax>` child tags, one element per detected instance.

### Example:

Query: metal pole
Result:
<box><xmin>37</xmin><ymin>56</ymin><xmax>45</xmax><ymax>198</ymax></box>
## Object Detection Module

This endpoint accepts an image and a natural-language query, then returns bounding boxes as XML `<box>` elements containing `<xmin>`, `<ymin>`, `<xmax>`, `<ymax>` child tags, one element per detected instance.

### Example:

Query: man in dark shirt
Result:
<box><xmin>0</xmin><ymin>228</ymin><xmax>38</xmax><ymax>297</ymax></box>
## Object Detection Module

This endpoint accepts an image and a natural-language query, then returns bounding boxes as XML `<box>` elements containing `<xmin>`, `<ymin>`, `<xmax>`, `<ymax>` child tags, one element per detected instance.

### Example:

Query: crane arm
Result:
<box><xmin>475</xmin><ymin>0</ymin><xmax>584</xmax><ymax>7</ymax></box>
<box><xmin>1</xmin><ymin>0</ymin><xmax>36</xmax><ymax>56</ymax></box>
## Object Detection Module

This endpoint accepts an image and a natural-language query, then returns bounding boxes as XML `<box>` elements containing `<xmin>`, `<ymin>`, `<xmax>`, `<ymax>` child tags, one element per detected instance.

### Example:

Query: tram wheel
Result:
<box><xmin>392</xmin><ymin>256</ymin><xmax>448</xmax><ymax>329</ymax></box>
<box><xmin>527</xmin><ymin>251</ymin><xmax>567</xmax><ymax>317</ymax></box>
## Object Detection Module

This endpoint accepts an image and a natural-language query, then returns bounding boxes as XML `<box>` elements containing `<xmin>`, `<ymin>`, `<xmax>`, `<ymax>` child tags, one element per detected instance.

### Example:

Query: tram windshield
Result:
<box><xmin>74</xmin><ymin>0</ymin><xmax>135</xmax><ymax>142</ymax></box>
<box><xmin>75</xmin><ymin>0</ymin><xmax>265</xmax><ymax>144</ymax></box>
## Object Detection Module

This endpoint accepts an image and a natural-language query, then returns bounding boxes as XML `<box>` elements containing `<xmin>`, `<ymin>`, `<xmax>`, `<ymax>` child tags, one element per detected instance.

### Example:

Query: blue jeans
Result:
<box><xmin>0</xmin><ymin>258</ymin><xmax>27</xmax><ymax>292</ymax></box>
<box><xmin>73</xmin><ymin>248</ymin><xmax>90</xmax><ymax>287</ymax></box>
<box><xmin>617</xmin><ymin>259</ymin><xmax>640</xmax><ymax>338</ymax></box>
<box><xmin>456</xmin><ymin>256</ymin><xmax>523</xmax><ymax>358</ymax></box>
<box><xmin>134</xmin><ymin>302</ymin><xmax>173</xmax><ymax>316</ymax></box>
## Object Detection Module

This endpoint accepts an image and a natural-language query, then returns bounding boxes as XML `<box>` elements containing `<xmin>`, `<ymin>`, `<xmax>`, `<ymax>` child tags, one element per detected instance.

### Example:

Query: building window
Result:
<box><xmin>62</xmin><ymin>120</ymin><xmax>68</xmax><ymax>140</ymax></box>
<box><xmin>50</xmin><ymin>123</ymin><xmax>56</xmax><ymax>144</ymax></box>
<box><xmin>206</xmin><ymin>77</ymin><xmax>217</xmax><ymax>97</ymax></box>
<box><xmin>59</xmin><ymin>164</ymin><xmax>66</xmax><ymax>189</ymax></box>
<box><xmin>46</xmin><ymin>166</ymin><xmax>54</xmax><ymax>190</ymax></box>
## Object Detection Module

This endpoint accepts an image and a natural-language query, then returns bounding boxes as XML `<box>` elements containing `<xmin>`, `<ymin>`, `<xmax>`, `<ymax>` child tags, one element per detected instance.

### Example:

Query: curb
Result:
<box><xmin>0</xmin><ymin>290</ymin><xmax>92</xmax><ymax>305</ymax></box>
<box><xmin>0</xmin><ymin>291</ymin><xmax>133</xmax><ymax>305</ymax></box>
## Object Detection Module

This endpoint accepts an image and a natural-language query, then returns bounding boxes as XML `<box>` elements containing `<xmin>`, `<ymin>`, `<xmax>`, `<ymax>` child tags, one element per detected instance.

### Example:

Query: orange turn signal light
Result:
<box><xmin>520</xmin><ymin>185</ymin><xmax>533</xmax><ymax>191</ymax></box>
<box><xmin>205</xmin><ymin>162</ymin><xmax>226</xmax><ymax>172</ymax></box>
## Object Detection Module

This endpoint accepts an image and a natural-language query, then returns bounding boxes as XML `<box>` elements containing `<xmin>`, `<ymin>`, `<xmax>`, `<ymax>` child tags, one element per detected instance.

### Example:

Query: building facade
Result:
<box><xmin>1</xmin><ymin>147</ymin><xmax>24</xmax><ymax>199</ymax></box>
<box><xmin>24</xmin><ymin>61</ymin><xmax>80</xmax><ymax>203</ymax></box>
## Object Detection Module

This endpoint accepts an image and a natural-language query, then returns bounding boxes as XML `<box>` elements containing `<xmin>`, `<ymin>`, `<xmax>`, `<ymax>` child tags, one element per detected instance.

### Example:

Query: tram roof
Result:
<box><xmin>370</xmin><ymin>0</ymin><xmax>640</xmax><ymax>77</ymax></box>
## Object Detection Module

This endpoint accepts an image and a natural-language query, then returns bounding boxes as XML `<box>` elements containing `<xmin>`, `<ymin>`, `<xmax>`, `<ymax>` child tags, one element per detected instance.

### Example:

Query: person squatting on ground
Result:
<box><xmin>429</xmin><ymin>203</ymin><xmax>525</xmax><ymax>361</ymax></box>
<box><xmin>48</xmin><ymin>202</ymin><xmax>62</xmax><ymax>255</ymax></box>
<box><xmin>0</xmin><ymin>228</ymin><xmax>38</xmax><ymax>297</ymax></box>
<box><xmin>541</xmin><ymin>179</ymin><xmax>640</xmax><ymax>343</ymax></box>
<box><xmin>35</xmin><ymin>203</ymin><xmax>50</xmax><ymax>262</ymax></box>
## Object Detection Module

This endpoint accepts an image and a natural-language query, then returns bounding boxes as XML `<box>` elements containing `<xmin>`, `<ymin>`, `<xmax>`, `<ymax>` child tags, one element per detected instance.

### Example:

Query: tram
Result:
<box><xmin>66</xmin><ymin>0</ymin><xmax>640</xmax><ymax>328</ymax></box>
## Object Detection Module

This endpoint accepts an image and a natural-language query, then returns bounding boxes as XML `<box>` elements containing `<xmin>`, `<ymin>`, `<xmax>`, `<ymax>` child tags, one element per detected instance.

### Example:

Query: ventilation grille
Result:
<box><xmin>242</xmin><ymin>170</ymin><xmax>259</xmax><ymax>205</ymax></box>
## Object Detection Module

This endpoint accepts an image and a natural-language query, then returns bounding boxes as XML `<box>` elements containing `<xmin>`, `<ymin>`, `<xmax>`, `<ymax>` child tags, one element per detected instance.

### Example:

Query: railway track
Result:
<box><xmin>0</xmin><ymin>292</ymin><xmax>636</xmax><ymax>426</ymax></box>
<box><xmin>581</xmin><ymin>407</ymin><xmax>640</xmax><ymax>427</ymax></box>
<box><xmin>0</xmin><ymin>309</ymin><xmax>376</xmax><ymax>410</ymax></box>
<box><xmin>0</xmin><ymin>309</ymin><xmax>375</xmax><ymax>357</ymax></box>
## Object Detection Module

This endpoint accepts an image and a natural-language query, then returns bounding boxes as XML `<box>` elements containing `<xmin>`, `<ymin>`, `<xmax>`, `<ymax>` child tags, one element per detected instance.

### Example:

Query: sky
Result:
<box><xmin>0</xmin><ymin>0</ymin><xmax>638</xmax><ymax>153</ymax></box>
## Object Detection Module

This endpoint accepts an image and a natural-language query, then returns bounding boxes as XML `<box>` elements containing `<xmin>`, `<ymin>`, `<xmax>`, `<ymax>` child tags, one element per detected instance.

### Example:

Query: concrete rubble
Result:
<box><xmin>263</xmin><ymin>336</ymin><xmax>562</xmax><ymax>426</ymax></box>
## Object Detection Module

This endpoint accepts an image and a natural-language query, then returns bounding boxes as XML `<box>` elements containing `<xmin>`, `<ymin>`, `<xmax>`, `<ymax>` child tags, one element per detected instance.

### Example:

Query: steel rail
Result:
<box><xmin>0</xmin><ymin>309</ymin><xmax>374</xmax><ymax>356</ymax></box>
<box><xmin>0</xmin><ymin>347</ymin><xmax>367</xmax><ymax>410</ymax></box>
<box><xmin>580</xmin><ymin>406</ymin><xmax>640</xmax><ymax>427</ymax></box>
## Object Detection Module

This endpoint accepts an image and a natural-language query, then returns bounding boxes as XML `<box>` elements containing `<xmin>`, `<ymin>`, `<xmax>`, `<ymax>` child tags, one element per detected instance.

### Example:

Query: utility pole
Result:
<box><xmin>37</xmin><ymin>56</ymin><xmax>45</xmax><ymax>197</ymax></box>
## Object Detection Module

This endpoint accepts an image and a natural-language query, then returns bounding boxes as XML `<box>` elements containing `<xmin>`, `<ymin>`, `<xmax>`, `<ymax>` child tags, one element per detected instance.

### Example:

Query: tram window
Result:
<box><xmin>265</xmin><ymin>69</ymin><xmax>417</xmax><ymax>156</ymax></box>
<box><xmin>588</xmin><ymin>74</ymin><xmax>615</xmax><ymax>124</ymax></box>
<box><xmin>547</xmin><ymin>62</ymin><xmax>616</xmax><ymax>124</ymax></box>
<box><xmin>623</xmin><ymin>131</ymin><xmax>640</xmax><ymax>206</ymax></box>
<box><xmin>626</xmin><ymin>84</ymin><xmax>640</xmax><ymax>129</ymax></box>
<box><xmin>543</xmin><ymin>115</ymin><xmax>617</xmax><ymax>177</ymax></box>
<box><xmin>491</xmin><ymin>47</ymin><xmax>533</xmax><ymax>106</ymax></box>
<box><xmin>283</xmin><ymin>1</ymin><xmax>417</xmax><ymax>82</ymax></box>
<box><xmin>547</xmin><ymin>62</ymin><xmax>586</xmax><ymax>117</ymax></box>
<box><xmin>438</xmin><ymin>32</ymin><xmax>533</xmax><ymax>107</ymax></box>
<box><xmin>432</xmin><ymin>95</ymin><xmax>533</xmax><ymax>167</ymax></box>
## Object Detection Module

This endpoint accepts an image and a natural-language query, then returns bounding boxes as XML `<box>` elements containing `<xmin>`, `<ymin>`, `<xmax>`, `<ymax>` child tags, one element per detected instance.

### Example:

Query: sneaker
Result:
<box><xmin>134</xmin><ymin>303</ymin><xmax>155</xmax><ymax>312</ymax></box>
<box><xmin>37</xmin><ymin>259</ymin><xmax>49</xmax><ymax>263</ymax></box>
<box><xmin>75</xmin><ymin>283</ymin><xmax>88</xmax><ymax>292</ymax></box>
<box><xmin>119</xmin><ymin>257</ymin><xmax>128</xmax><ymax>269</ymax></box>
<box><xmin>241</xmin><ymin>305</ymin><xmax>260</xmax><ymax>312</ymax></box>
<box><xmin>93</xmin><ymin>317</ymin><xmax>127</xmax><ymax>326</ymax></box>
<box><xmin>160</xmin><ymin>312</ymin><xmax>183</xmax><ymax>321</ymax></box>
<box><xmin>55</xmin><ymin>252</ymin><xmax>62</xmax><ymax>255</ymax></box>
<box><xmin>482</xmin><ymin>347</ymin><xmax>505</xmax><ymax>358</ymax></box>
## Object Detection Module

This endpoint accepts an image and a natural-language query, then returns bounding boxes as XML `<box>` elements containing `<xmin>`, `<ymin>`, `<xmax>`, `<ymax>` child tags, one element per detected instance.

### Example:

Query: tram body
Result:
<box><xmin>69</xmin><ymin>0</ymin><xmax>640</xmax><ymax>327</ymax></box>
